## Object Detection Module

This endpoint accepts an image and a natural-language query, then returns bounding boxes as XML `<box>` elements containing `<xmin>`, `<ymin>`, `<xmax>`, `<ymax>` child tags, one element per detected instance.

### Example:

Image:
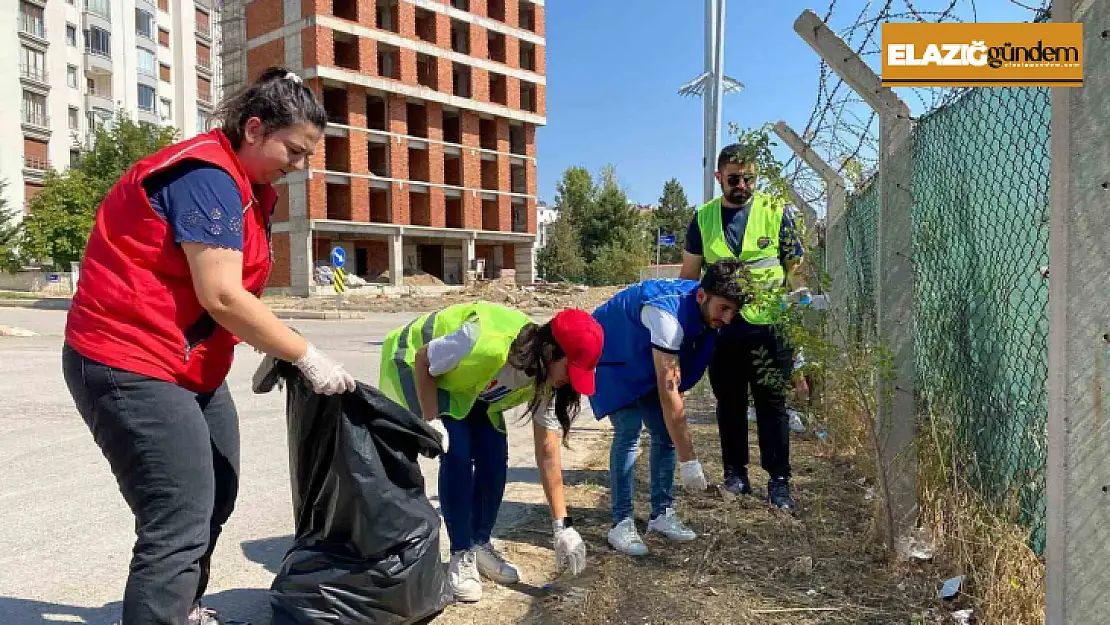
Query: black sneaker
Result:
<box><xmin>767</xmin><ymin>477</ymin><xmax>796</xmax><ymax>511</ymax></box>
<box><xmin>723</xmin><ymin>472</ymin><xmax>752</xmax><ymax>497</ymax></box>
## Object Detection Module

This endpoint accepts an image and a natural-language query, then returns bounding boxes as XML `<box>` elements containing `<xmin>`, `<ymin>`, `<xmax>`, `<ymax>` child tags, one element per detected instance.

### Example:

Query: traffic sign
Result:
<box><xmin>657</xmin><ymin>234</ymin><xmax>677</xmax><ymax>247</ymax></box>
<box><xmin>333</xmin><ymin>267</ymin><xmax>346</xmax><ymax>294</ymax></box>
<box><xmin>331</xmin><ymin>246</ymin><xmax>346</xmax><ymax>268</ymax></box>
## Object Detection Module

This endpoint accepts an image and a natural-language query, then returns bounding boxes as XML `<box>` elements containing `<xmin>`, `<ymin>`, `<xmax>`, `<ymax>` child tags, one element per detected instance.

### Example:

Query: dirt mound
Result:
<box><xmin>264</xmin><ymin>282</ymin><xmax>626</xmax><ymax>315</ymax></box>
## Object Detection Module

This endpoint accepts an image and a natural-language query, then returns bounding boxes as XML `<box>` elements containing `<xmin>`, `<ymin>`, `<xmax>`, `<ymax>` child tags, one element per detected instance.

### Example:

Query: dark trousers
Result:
<box><xmin>708</xmin><ymin>325</ymin><xmax>793</xmax><ymax>480</ymax></box>
<box><xmin>438</xmin><ymin>402</ymin><xmax>509</xmax><ymax>554</ymax></box>
<box><xmin>62</xmin><ymin>344</ymin><xmax>240</xmax><ymax>625</ymax></box>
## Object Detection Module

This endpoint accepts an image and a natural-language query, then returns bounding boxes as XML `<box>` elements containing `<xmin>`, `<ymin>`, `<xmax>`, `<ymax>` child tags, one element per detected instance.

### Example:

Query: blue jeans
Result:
<box><xmin>438</xmin><ymin>402</ymin><xmax>509</xmax><ymax>553</ymax></box>
<box><xmin>609</xmin><ymin>392</ymin><xmax>676</xmax><ymax>525</ymax></box>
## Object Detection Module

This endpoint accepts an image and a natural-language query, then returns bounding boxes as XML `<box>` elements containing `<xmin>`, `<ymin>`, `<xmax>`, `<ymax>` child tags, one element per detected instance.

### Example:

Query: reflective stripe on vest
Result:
<box><xmin>696</xmin><ymin>191</ymin><xmax>787</xmax><ymax>325</ymax></box>
<box><xmin>378</xmin><ymin>301</ymin><xmax>532</xmax><ymax>433</ymax></box>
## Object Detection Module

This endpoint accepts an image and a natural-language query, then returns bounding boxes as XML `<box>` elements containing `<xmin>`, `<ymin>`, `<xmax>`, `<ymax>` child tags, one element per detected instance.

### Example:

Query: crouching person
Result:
<box><xmin>590</xmin><ymin>260</ymin><xmax>753</xmax><ymax>556</ymax></box>
<box><xmin>379</xmin><ymin>302</ymin><xmax>604</xmax><ymax>602</ymax></box>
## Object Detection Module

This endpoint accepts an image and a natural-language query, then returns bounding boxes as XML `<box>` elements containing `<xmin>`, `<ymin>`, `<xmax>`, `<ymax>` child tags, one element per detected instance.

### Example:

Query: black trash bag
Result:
<box><xmin>253</xmin><ymin>355</ymin><xmax>452</xmax><ymax>625</ymax></box>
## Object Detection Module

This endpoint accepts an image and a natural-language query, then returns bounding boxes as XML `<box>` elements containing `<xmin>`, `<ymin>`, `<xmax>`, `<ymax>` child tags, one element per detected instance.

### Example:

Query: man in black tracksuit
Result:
<box><xmin>679</xmin><ymin>144</ymin><xmax>806</xmax><ymax>510</ymax></box>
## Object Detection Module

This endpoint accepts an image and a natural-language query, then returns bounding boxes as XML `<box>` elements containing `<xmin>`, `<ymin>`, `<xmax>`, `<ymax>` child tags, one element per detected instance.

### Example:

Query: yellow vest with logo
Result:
<box><xmin>696</xmin><ymin>191</ymin><xmax>787</xmax><ymax>325</ymax></box>
<box><xmin>378</xmin><ymin>301</ymin><xmax>536</xmax><ymax>433</ymax></box>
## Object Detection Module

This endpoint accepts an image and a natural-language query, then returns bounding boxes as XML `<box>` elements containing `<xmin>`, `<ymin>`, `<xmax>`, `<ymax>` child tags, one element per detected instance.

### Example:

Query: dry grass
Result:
<box><xmin>917</xmin><ymin>414</ymin><xmax>1045</xmax><ymax>625</ymax></box>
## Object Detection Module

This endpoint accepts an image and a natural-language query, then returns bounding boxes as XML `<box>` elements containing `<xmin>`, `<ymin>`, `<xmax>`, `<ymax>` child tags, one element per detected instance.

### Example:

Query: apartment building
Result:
<box><xmin>237</xmin><ymin>0</ymin><xmax>546</xmax><ymax>294</ymax></box>
<box><xmin>0</xmin><ymin>0</ymin><xmax>222</xmax><ymax>212</ymax></box>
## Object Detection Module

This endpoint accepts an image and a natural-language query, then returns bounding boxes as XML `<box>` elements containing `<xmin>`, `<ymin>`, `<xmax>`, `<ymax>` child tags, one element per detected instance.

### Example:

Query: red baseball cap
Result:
<box><xmin>550</xmin><ymin>308</ymin><xmax>604</xmax><ymax>396</ymax></box>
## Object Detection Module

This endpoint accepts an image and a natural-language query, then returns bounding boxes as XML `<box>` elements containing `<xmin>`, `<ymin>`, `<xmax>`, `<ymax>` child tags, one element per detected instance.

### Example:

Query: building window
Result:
<box><xmin>159</xmin><ymin>63</ymin><xmax>171</xmax><ymax>82</ymax></box>
<box><xmin>19</xmin><ymin>2</ymin><xmax>45</xmax><ymax>38</ymax></box>
<box><xmin>161</xmin><ymin>98</ymin><xmax>172</xmax><ymax>121</ymax></box>
<box><xmin>137</xmin><ymin>48</ymin><xmax>156</xmax><ymax>77</ymax></box>
<box><xmin>450</xmin><ymin>0</ymin><xmax>469</xmax><ymax>9</ymax></box>
<box><xmin>69</xmin><ymin>106</ymin><xmax>80</xmax><ymax>130</ymax></box>
<box><xmin>158</xmin><ymin>28</ymin><xmax>170</xmax><ymax>47</ymax></box>
<box><xmin>22</xmin><ymin>91</ymin><xmax>48</xmax><ymax>127</ymax></box>
<box><xmin>138</xmin><ymin>84</ymin><xmax>156</xmax><ymax>112</ymax></box>
<box><xmin>66</xmin><ymin>24</ymin><xmax>78</xmax><ymax>47</ymax></box>
<box><xmin>70</xmin><ymin>150</ymin><xmax>81</xmax><ymax>168</ymax></box>
<box><xmin>136</xmin><ymin>9</ymin><xmax>155</xmax><ymax>40</ymax></box>
<box><xmin>68</xmin><ymin>65</ymin><xmax>79</xmax><ymax>88</ymax></box>
<box><xmin>158</xmin><ymin>0</ymin><xmax>168</xmax><ymax>11</ymax></box>
<box><xmin>20</xmin><ymin>46</ymin><xmax>47</xmax><ymax>82</ymax></box>
<box><xmin>197</xmin><ymin>109</ymin><xmax>209</xmax><ymax>134</ymax></box>
<box><xmin>85</xmin><ymin>0</ymin><xmax>111</xmax><ymax>20</ymax></box>
<box><xmin>85</xmin><ymin>27</ymin><xmax>112</xmax><ymax>57</ymax></box>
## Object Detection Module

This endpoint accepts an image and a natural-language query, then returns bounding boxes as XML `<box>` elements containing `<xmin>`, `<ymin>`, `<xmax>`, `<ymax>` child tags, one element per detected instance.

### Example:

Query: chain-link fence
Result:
<box><xmin>910</xmin><ymin>86</ymin><xmax>1051</xmax><ymax>552</ymax></box>
<box><xmin>843</xmin><ymin>177</ymin><xmax>880</xmax><ymax>346</ymax></box>
<box><xmin>837</xmin><ymin>86</ymin><xmax>1051</xmax><ymax>552</ymax></box>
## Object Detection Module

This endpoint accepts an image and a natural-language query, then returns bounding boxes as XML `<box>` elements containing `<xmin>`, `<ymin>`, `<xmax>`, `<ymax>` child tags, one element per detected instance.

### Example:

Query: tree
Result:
<box><xmin>652</xmin><ymin>178</ymin><xmax>693</xmax><ymax>265</ymax></box>
<box><xmin>20</xmin><ymin>170</ymin><xmax>99</xmax><ymax>270</ymax></box>
<box><xmin>79</xmin><ymin>114</ymin><xmax>179</xmax><ymax>198</ymax></box>
<box><xmin>18</xmin><ymin>114</ymin><xmax>177</xmax><ymax>268</ymax></box>
<box><xmin>579</xmin><ymin>165</ymin><xmax>642</xmax><ymax>264</ymax></box>
<box><xmin>535</xmin><ymin>211</ymin><xmax>586</xmax><ymax>282</ymax></box>
<box><xmin>0</xmin><ymin>180</ymin><xmax>22</xmax><ymax>272</ymax></box>
<box><xmin>553</xmin><ymin>166</ymin><xmax>596</xmax><ymax>225</ymax></box>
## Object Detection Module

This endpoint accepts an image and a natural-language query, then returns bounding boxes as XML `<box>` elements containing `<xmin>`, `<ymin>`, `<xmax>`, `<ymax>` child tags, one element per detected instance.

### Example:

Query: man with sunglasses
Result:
<box><xmin>679</xmin><ymin>143</ymin><xmax>806</xmax><ymax>511</ymax></box>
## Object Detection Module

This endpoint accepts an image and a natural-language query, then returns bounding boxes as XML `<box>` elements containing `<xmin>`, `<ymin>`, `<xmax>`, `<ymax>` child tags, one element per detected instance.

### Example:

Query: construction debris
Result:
<box><xmin>264</xmin><ymin>281</ymin><xmax>625</xmax><ymax>315</ymax></box>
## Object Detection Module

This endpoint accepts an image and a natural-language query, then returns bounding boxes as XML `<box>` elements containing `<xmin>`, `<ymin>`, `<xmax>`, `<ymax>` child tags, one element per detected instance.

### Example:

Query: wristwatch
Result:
<box><xmin>552</xmin><ymin>516</ymin><xmax>574</xmax><ymax>532</ymax></box>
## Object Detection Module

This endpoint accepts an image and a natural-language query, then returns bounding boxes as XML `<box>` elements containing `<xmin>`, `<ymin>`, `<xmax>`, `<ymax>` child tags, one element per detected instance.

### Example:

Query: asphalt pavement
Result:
<box><xmin>0</xmin><ymin>308</ymin><xmax>608</xmax><ymax>625</ymax></box>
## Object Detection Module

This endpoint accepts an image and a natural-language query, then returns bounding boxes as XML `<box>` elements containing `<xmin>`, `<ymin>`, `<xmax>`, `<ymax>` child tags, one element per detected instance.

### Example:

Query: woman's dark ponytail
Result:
<box><xmin>210</xmin><ymin>66</ymin><xmax>328</xmax><ymax>149</ymax></box>
<box><xmin>508</xmin><ymin>322</ymin><xmax>582</xmax><ymax>446</ymax></box>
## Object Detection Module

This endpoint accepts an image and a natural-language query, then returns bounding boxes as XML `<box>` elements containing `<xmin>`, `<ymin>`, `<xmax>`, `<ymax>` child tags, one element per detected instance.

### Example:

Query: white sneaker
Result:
<box><xmin>646</xmin><ymin>507</ymin><xmax>697</xmax><ymax>542</ymax></box>
<box><xmin>448</xmin><ymin>550</ymin><xmax>482</xmax><ymax>602</ymax></box>
<box><xmin>607</xmin><ymin>517</ymin><xmax>649</xmax><ymax>556</ymax></box>
<box><xmin>473</xmin><ymin>541</ymin><xmax>520</xmax><ymax>584</ymax></box>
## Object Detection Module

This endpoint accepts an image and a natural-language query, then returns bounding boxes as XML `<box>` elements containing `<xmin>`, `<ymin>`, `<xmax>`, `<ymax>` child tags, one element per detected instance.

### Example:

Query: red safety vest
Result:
<box><xmin>66</xmin><ymin>129</ymin><xmax>276</xmax><ymax>392</ymax></box>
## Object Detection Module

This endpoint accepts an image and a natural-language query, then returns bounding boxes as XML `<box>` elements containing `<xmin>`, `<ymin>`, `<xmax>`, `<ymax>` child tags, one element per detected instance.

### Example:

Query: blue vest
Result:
<box><xmin>589</xmin><ymin>279</ymin><xmax>718</xmax><ymax>418</ymax></box>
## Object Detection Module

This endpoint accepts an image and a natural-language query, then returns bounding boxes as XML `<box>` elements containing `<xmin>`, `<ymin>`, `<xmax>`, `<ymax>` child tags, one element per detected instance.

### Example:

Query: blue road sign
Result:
<box><xmin>658</xmin><ymin>234</ymin><xmax>677</xmax><ymax>247</ymax></box>
<box><xmin>331</xmin><ymin>246</ymin><xmax>346</xmax><ymax>268</ymax></box>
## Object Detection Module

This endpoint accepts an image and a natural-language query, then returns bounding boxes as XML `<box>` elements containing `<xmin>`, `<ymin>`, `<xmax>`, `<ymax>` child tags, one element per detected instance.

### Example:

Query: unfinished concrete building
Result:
<box><xmin>236</xmin><ymin>0</ymin><xmax>545</xmax><ymax>294</ymax></box>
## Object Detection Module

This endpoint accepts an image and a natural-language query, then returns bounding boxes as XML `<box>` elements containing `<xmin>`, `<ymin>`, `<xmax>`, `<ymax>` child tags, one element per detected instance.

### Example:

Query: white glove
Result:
<box><xmin>428</xmin><ymin>418</ymin><xmax>450</xmax><ymax>453</ymax></box>
<box><xmin>293</xmin><ymin>343</ymin><xmax>357</xmax><ymax>395</ymax></box>
<box><xmin>680</xmin><ymin>459</ymin><xmax>708</xmax><ymax>491</ymax></box>
<box><xmin>553</xmin><ymin>523</ymin><xmax>586</xmax><ymax>576</ymax></box>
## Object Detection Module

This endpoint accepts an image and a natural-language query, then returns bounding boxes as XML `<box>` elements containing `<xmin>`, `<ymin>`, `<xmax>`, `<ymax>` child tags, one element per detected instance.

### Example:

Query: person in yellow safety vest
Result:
<box><xmin>378</xmin><ymin>302</ymin><xmax>604</xmax><ymax>604</ymax></box>
<box><xmin>679</xmin><ymin>143</ymin><xmax>808</xmax><ymax>511</ymax></box>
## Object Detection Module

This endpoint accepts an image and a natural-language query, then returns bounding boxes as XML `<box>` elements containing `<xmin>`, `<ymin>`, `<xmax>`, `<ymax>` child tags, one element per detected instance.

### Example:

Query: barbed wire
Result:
<box><xmin>780</xmin><ymin>0</ymin><xmax>1051</xmax><ymax>215</ymax></box>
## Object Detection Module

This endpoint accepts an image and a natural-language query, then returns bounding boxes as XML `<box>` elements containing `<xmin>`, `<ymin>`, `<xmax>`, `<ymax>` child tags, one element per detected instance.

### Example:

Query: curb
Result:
<box><xmin>272</xmin><ymin>310</ymin><xmax>367</xmax><ymax>320</ymax></box>
<box><xmin>0</xmin><ymin>300</ymin><xmax>366</xmax><ymax>320</ymax></box>
<box><xmin>0</xmin><ymin>298</ymin><xmax>72</xmax><ymax>310</ymax></box>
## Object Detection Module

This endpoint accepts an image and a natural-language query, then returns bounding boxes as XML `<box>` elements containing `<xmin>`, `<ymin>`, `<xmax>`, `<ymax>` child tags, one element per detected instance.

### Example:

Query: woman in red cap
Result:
<box><xmin>379</xmin><ymin>302</ymin><xmax>603</xmax><ymax>603</ymax></box>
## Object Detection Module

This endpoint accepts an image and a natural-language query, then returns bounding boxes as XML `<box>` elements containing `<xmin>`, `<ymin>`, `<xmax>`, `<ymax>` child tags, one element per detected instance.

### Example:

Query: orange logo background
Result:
<box><xmin>881</xmin><ymin>22</ymin><xmax>1083</xmax><ymax>87</ymax></box>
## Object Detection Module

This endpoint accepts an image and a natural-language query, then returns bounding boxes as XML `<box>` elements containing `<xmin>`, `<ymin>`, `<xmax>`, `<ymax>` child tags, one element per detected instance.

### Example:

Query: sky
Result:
<box><xmin>535</xmin><ymin>1</ymin><xmax>1039</xmax><ymax>209</ymax></box>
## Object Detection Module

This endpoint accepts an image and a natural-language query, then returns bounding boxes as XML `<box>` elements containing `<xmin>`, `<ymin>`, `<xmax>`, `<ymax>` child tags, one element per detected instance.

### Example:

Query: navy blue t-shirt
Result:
<box><xmin>684</xmin><ymin>200</ymin><xmax>804</xmax><ymax>265</ymax></box>
<box><xmin>685</xmin><ymin>200</ymin><xmax>805</xmax><ymax>337</ymax></box>
<box><xmin>143</xmin><ymin>160</ymin><xmax>245</xmax><ymax>250</ymax></box>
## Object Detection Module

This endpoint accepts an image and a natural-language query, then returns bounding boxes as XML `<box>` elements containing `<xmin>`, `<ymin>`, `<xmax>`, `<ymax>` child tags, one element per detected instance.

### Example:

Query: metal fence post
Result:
<box><xmin>772</xmin><ymin>121</ymin><xmax>847</xmax><ymax>347</ymax></box>
<box><xmin>1046</xmin><ymin>1</ymin><xmax>1110</xmax><ymax>623</ymax></box>
<box><xmin>793</xmin><ymin>9</ymin><xmax>918</xmax><ymax>542</ymax></box>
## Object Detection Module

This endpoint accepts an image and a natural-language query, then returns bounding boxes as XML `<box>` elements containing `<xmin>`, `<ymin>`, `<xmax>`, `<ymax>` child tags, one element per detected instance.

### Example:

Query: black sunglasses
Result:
<box><xmin>727</xmin><ymin>173</ymin><xmax>756</xmax><ymax>186</ymax></box>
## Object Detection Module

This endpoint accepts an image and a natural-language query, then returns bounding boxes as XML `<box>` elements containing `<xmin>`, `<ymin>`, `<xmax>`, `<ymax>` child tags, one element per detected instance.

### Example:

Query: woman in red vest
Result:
<box><xmin>62</xmin><ymin>67</ymin><xmax>356</xmax><ymax>625</ymax></box>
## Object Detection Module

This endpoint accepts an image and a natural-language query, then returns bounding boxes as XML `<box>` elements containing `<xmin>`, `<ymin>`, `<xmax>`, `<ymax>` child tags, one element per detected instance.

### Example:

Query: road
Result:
<box><xmin>0</xmin><ymin>308</ymin><xmax>610</xmax><ymax>625</ymax></box>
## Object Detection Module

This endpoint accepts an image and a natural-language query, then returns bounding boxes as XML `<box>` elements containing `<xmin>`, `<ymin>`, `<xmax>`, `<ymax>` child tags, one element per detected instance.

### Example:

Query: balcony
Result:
<box><xmin>197</xmin><ymin>57</ymin><xmax>212</xmax><ymax>75</ymax></box>
<box><xmin>19</xmin><ymin>65</ymin><xmax>50</xmax><ymax>90</ymax></box>
<box><xmin>195</xmin><ymin>24</ymin><xmax>212</xmax><ymax>41</ymax></box>
<box><xmin>24</xmin><ymin>155</ymin><xmax>49</xmax><ymax>171</ymax></box>
<box><xmin>197</xmin><ymin>90</ymin><xmax>213</xmax><ymax>107</ymax></box>
<box><xmin>84</xmin><ymin>48</ymin><xmax>113</xmax><ymax>74</ymax></box>
<box><xmin>86</xmin><ymin>89</ymin><xmax>113</xmax><ymax>111</ymax></box>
